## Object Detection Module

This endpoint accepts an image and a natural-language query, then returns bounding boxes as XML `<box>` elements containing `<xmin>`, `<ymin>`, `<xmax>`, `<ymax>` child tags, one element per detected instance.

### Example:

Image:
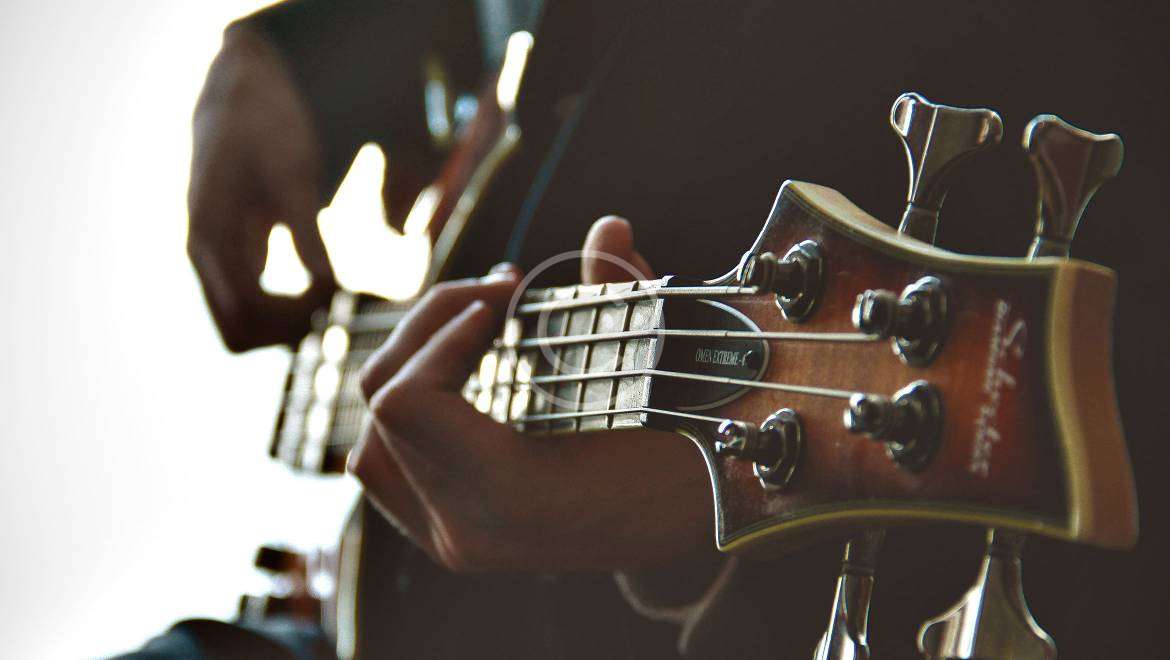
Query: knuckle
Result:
<box><xmin>357</xmin><ymin>359</ymin><xmax>382</xmax><ymax>400</ymax></box>
<box><xmin>421</xmin><ymin>281</ymin><xmax>457</xmax><ymax>307</ymax></box>
<box><xmin>369</xmin><ymin>382</ymin><xmax>411</xmax><ymax>426</ymax></box>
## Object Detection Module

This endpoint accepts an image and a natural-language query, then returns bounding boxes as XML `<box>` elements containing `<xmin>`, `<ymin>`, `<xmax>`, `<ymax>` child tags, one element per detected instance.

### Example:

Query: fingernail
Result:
<box><xmin>345</xmin><ymin>446</ymin><xmax>363</xmax><ymax>477</ymax></box>
<box><xmin>482</xmin><ymin>269</ymin><xmax>519</xmax><ymax>284</ymax></box>
<box><xmin>489</xmin><ymin>262</ymin><xmax>516</xmax><ymax>274</ymax></box>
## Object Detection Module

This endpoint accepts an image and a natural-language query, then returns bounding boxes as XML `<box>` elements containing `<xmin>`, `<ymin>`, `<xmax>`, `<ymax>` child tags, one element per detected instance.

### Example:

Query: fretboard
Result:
<box><xmin>271</xmin><ymin>279</ymin><xmax>674</xmax><ymax>473</ymax></box>
<box><xmin>463</xmin><ymin>279</ymin><xmax>667</xmax><ymax>433</ymax></box>
<box><xmin>271</xmin><ymin>291</ymin><xmax>404</xmax><ymax>473</ymax></box>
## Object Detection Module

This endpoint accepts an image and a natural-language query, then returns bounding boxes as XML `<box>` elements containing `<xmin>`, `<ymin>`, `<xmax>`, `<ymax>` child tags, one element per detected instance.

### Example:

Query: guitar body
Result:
<box><xmin>248</xmin><ymin>84</ymin><xmax>1139</xmax><ymax>658</ymax></box>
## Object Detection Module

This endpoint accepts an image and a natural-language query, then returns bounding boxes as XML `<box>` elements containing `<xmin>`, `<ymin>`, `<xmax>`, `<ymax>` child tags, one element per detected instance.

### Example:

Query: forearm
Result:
<box><xmin>236</xmin><ymin>0</ymin><xmax>483</xmax><ymax>200</ymax></box>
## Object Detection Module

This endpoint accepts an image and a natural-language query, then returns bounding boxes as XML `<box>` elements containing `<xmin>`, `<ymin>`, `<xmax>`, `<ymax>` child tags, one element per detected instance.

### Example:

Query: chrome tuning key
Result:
<box><xmin>715</xmin><ymin>409</ymin><xmax>803</xmax><ymax>490</ymax></box>
<box><xmin>814</xmin><ymin>530</ymin><xmax>884</xmax><ymax>660</ymax></box>
<box><xmin>844</xmin><ymin>381</ymin><xmax>942</xmax><ymax>471</ymax></box>
<box><xmin>738</xmin><ymin>240</ymin><xmax>824</xmax><ymax>321</ymax></box>
<box><xmin>890</xmin><ymin>93</ymin><xmax>1003</xmax><ymax>244</ymax></box>
<box><xmin>918</xmin><ymin>530</ymin><xmax>1055</xmax><ymax>660</ymax></box>
<box><xmin>1023</xmin><ymin>115</ymin><xmax>1123</xmax><ymax>258</ymax></box>
<box><xmin>852</xmin><ymin>276</ymin><xmax>948</xmax><ymax>365</ymax></box>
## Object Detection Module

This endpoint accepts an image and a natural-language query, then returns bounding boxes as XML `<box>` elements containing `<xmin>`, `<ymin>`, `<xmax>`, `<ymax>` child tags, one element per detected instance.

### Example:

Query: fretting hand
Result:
<box><xmin>187</xmin><ymin>26</ymin><xmax>335</xmax><ymax>351</ymax></box>
<box><xmin>349</xmin><ymin>217</ymin><xmax>717</xmax><ymax>571</ymax></box>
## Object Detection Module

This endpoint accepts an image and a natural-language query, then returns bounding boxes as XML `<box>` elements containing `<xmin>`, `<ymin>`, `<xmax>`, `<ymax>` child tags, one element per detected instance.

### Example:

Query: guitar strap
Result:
<box><xmin>504</xmin><ymin>0</ymin><xmax>656</xmax><ymax>262</ymax></box>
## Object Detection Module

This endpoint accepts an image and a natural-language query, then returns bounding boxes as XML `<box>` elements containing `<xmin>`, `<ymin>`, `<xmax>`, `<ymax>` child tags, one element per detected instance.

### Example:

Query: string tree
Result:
<box><xmin>1023</xmin><ymin>114</ymin><xmax>1123</xmax><ymax>258</ymax></box>
<box><xmin>890</xmin><ymin>93</ymin><xmax>1003</xmax><ymax>243</ymax></box>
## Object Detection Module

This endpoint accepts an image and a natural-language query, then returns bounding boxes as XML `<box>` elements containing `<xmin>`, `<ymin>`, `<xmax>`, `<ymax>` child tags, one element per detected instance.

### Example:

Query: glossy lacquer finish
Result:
<box><xmin>662</xmin><ymin>181</ymin><xmax>1135</xmax><ymax>556</ymax></box>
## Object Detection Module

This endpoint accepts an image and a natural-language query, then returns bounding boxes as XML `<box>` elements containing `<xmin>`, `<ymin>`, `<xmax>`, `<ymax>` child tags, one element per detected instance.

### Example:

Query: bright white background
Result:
<box><xmin>0</xmin><ymin>2</ymin><xmax>415</xmax><ymax>657</ymax></box>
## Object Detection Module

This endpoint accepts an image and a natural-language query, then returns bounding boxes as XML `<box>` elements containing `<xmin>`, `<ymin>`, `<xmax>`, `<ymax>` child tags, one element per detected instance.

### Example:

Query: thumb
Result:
<box><xmin>581</xmin><ymin>216</ymin><xmax>654</xmax><ymax>284</ymax></box>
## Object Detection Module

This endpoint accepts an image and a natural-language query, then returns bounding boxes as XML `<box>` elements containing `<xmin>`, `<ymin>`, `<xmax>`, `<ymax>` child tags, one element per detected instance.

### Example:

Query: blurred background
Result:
<box><xmin>0</xmin><ymin>2</ymin><xmax>410</xmax><ymax>657</ymax></box>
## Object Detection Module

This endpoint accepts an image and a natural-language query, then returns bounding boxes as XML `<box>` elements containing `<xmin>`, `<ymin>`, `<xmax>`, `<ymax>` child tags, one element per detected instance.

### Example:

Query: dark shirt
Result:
<box><xmin>243</xmin><ymin>1</ymin><xmax>1170</xmax><ymax>658</ymax></box>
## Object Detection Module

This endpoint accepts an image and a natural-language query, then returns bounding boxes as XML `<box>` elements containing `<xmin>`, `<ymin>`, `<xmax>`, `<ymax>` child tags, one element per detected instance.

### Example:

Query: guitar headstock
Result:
<box><xmin>652</xmin><ymin>96</ymin><xmax>1135</xmax><ymax>557</ymax></box>
<box><xmin>680</xmin><ymin>177</ymin><xmax>1134</xmax><ymax>554</ymax></box>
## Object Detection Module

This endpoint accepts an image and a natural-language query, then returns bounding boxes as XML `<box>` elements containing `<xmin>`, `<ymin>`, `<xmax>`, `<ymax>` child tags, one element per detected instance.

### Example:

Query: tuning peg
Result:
<box><xmin>1023</xmin><ymin>115</ymin><xmax>1123</xmax><ymax>258</ymax></box>
<box><xmin>890</xmin><ymin>93</ymin><xmax>1003</xmax><ymax>243</ymax></box>
<box><xmin>716</xmin><ymin>410</ymin><xmax>803</xmax><ymax>490</ymax></box>
<box><xmin>813</xmin><ymin>530</ymin><xmax>884</xmax><ymax>660</ymax></box>
<box><xmin>918</xmin><ymin>530</ymin><xmax>1056</xmax><ymax>660</ymax></box>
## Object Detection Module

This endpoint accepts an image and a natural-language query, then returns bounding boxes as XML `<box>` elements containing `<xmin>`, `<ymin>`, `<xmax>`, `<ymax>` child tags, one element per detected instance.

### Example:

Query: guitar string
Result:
<box><xmin>283</xmin><ymin>342</ymin><xmax>870</xmax><ymax>411</ymax></box>
<box><xmin>515</xmin><ymin>406</ymin><xmax>725</xmax><ymax>425</ymax></box>
<box><xmin>515</xmin><ymin>284</ymin><xmax>759</xmax><ymax>315</ymax></box>
<box><xmin>282</xmin><ymin>282</ymin><xmax>874</xmax><ymax>455</ymax></box>
<box><xmin>300</xmin><ymin>328</ymin><xmax>878</xmax><ymax>369</ymax></box>
<box><xmin>511</xmin><ymin>328</ymin><xmax>877</xmax><ymax>349</ymax></box>
<box><xmin>304</xmin><ymin>364</ymin><xmax>865</xmax><ymax>450</ymax></box>
<box><xmin>334</xmin><ymin>284</ymin><xmax>763</xmax><ymax>332</ymax></box>
<box><xmin>285</xmin><ymin>358</ymin><xmax>869</xmax><ymax>448</ymax></box>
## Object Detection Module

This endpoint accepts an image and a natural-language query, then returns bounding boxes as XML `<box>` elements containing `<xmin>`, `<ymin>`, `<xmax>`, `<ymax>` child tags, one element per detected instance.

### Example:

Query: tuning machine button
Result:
<box><xmin>814</xmin><ymin>530</ymin><xmax>884</xmax><ymax>660</ymax></box>
<box><xmin>738</xmin><ymin>240</ymin><xmax>824</xmax><ymax>321</ymax></box>
<box><xmin>716</xmin><ymin>409</ymin><xmax>802</xmax><ymax>490</ymax></box>
<box><xmin>919</xmin><ymin>530</ymin><xmax>1056</xmax><ymax>659</ymax></box>
<box><xmin>845</xmin><ymin>381</ymin><xmax>942</xmax><ymax>471</ymax></box>
<box><xmin>853</xmin><ymin>276</ymin><xmax>947</xmax><ymax>364</ymax></box>
<box><xmin>1023</xmin><ymin>115</ymin><xmax>1123</xmax><ymax>258</ymax></box>
<box><xmin>890</xmin><ymin>93</ymin><xmax>1003</xmax><ymax>244</ymax></box>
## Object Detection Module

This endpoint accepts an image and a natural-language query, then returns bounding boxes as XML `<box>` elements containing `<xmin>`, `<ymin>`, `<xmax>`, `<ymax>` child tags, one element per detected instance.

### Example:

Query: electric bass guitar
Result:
<box><xmin>260</xmin><ymin>92</ymin><xmax>1138</xmax><ymax>659</ymax></box>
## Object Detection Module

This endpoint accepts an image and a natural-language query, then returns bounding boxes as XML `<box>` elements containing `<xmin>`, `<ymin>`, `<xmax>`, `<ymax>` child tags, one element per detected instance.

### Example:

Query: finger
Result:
<box><xmin>368</xmin><ymin>301</ymin><xmax>516</xmax><ymax>462</ymax></box>
<box><xmin>188</xmin><ymin>224</ymin><xmax>319</xmax><ymax>351</ymax></box>
<box><xmin>263</xmin><ymin>143</ymin><xmax>337</xmax><ymax>299</ymax></box>
<box><xmin>581</xmin><ymin>216</ymin><xmax>654</xmax><ymax>284</ymax></box>
<box><xmin>347</xmin><ymin>426</ymin><xmax>433</xmax><ymax>551</ymax></box>
<box><xmin>283</xmin><ymin>194</ymin><xmax>337</xmax><ymax>303</ymax></box>
<box><xmin>397</xmin><ymin>299</ymin><xmax>500</xmax><ymax>392</ymax></box>
<box><xmin>358</xmin><ymin>268</ymin><xmax>521</xmax><ymax>398</ymax></box>
<box><xmin>188</xmin><ymin>163</ymin><xmax>325</xmax><ymax>350</ymax></box>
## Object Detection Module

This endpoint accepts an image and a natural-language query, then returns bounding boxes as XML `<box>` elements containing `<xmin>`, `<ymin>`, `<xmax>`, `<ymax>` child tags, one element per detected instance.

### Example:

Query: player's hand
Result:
<box><xmin>349</xmin><ymin>217</ymin><xmax>716</xmax><ymax>570</ymax></box>
<box><xmin>187</xmin><ymin>26</ymin><xmax>335</xmax><ymax>351</ymax></box>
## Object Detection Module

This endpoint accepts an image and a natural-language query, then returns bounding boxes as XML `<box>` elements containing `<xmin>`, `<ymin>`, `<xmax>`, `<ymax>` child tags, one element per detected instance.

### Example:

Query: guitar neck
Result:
<box><xmin>273</xmin><ymin>279</ymin><xmax>672</xmax><ymax>471</ymax></box>
<box><xmin>464</xmin><ymin>277</ymin><xmax>776</xmax><ymax>435</ymax></box>
<box><xmin>272</xmin><ymin>292</ymin><xmax>407</xmax><ymax>472</ymax></box>
<box><xmin>273</xmin><ymin>275</ymin><xmax>776</xmax><ymax>472</ymax></box>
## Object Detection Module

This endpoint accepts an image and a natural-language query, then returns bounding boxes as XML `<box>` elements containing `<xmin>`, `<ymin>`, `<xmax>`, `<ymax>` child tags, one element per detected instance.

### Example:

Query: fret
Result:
<box><xmin>539</xmin><ymin>287</ymin><xmax>576</xmax><ymax>432</ymax></box>
<box><xmin>580</xmin><ymin>282</ymin><xmax>634</xmax><ymax>430</ymax></box>
<box><xmin>273</xmin><ymin>291</ymin><xmax>405</xmax><ymax>474</ymax></box>
<box><xmin>553</xmin><ymin>285</ymin><xmax>601</xmax><ymax>432</ymax></box>
<box><xmin>475</xmin><ymin>350</ymin><xmax>498</xmax><ymax>414</ymax></box>
<box><xmin>613</xmin><ymin>283</ymin><xmax>663</xmax><ymax>429</ymax></box>
<box><xmin>517</xmin><ymin>289</ymin><xmax>556</xmax><ymax>432</ymax></box>
<box><xmin>273</xmin><ymin>331</ymin><xmax>322</xmax><ymax>467</ymax></box>
<box><xmin>489</xmin><ymin>318</ymin><xmax>522</xmax><ymax>423</ymax></box>
<box><xmin>327</xmin><ymin>290</ymin><xmax>358</xmax><ymax>327</ymax></box>
<box><xmin>457</xmin><ymin>280</ymin><xmax>666</xmax><ymax>436</ymax></box>
<box><xmin>510</xmin><ymin>350</ymin><xmax>536</xmax><ymax>431</ymax></box>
